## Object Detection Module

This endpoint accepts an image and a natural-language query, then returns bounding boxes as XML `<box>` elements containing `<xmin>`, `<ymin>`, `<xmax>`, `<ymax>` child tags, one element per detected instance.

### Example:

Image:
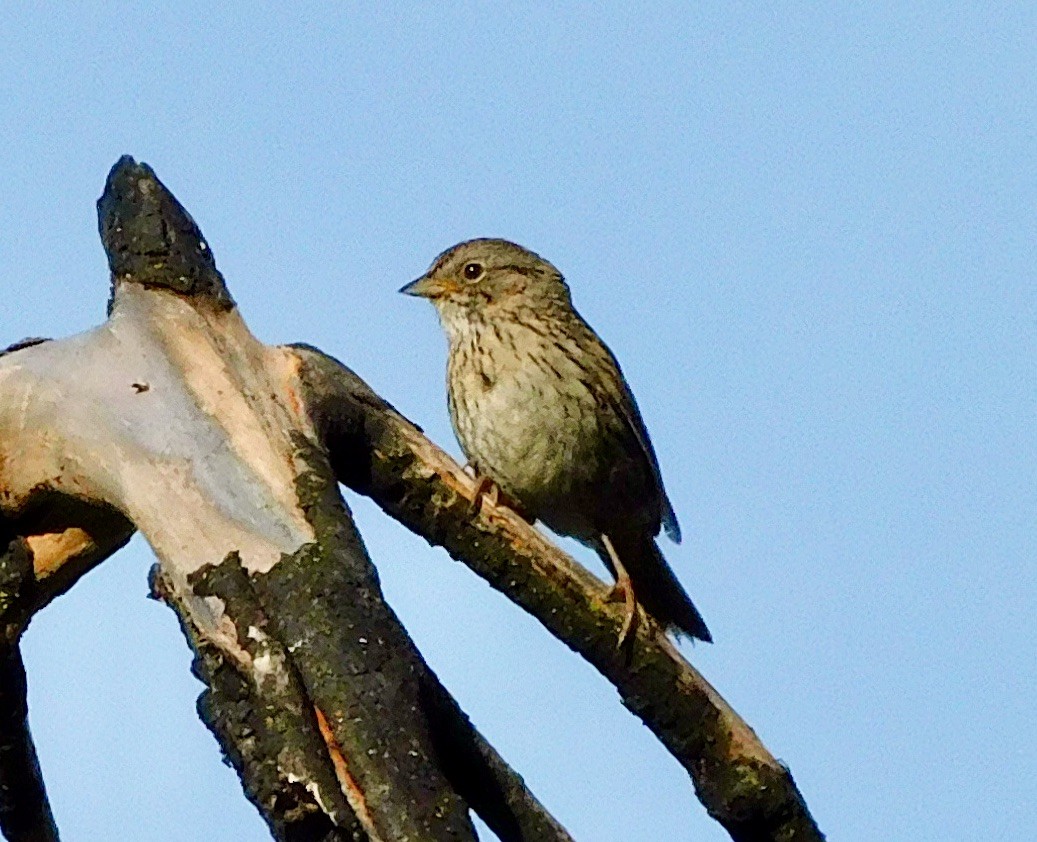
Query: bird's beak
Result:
<box><xmin>399</xmin><ymin>274</ymin><xmax>458</xmax><ymax>300</ymax></box>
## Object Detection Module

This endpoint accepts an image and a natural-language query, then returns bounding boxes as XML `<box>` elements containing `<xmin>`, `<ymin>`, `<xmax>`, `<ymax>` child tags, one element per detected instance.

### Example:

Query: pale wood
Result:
<box><xmin>0</xmin><ymin>157</ymin><xmax>572</xmax><ymax>842</ymax></box>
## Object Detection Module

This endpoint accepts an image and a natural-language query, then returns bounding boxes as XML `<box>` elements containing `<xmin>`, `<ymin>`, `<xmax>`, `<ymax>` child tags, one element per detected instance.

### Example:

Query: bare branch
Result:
<box><xmin>0</xmin><ymin>646</ymin><xmax>57</xmax><ymax>842</ymax></box>
<box><xmin>0</xmin><ymin>501</ymin><xmax>134</xmax><ymax>645</ymax></box>
<box><xmin>0</xmin><ymin>156</ymin><xmax>567</xmax><ymax>842</ymax></box>
<box><xmin>98</xmin><ymin>155</ymin><xmax>234</xmax><ymax>310</ymax></box>
<box><xmin>151</xmin><ymin>563</ymin><xmax>366</xmax><ymax>841</ymax></box>
<box><xmin>0</xmin><ymin>536</ymin><xmax>57</xmax><ymax>842</ymax></box>
<box><xmin>418</xmin><ymin>671</ymin><xmax>575</xmax><ymax>842</ymax></box>
<box><xmin>0</xmin><ymin>496</ymin><xmax>130</xmax><ymax>842</ymax></box>
<box><xmin>293</xmin><ymin>345</ymin><xmax>825</xmax><ymax>842</ymax></box>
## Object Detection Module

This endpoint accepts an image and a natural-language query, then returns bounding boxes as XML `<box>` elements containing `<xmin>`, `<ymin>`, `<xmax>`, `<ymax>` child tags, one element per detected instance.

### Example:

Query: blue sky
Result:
<box><xmin>1</xmin><ymin>4</ymin><xmax>1034</xmax><ymax>840</ymax></box>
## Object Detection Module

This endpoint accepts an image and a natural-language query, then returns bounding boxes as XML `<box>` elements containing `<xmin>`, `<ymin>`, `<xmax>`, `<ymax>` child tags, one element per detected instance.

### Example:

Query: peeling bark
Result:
<box><xmin>0</xmin><ymin>157</ymin><xmax>571</xmax><ymax>841</ymax></box>
<box><xmin>293</xmin><ymin>345</ymin><xmax>825</xmax><ymax>842</ymax></box>
<box><xmin>151</xmin><ymin>563</ymin><xmax>365</xmax><ymax>842</ymax></box>
<box><xmin>0</xmin><ymin>154</ymin><xmax>823</xmax><ymax>842</ymax></box>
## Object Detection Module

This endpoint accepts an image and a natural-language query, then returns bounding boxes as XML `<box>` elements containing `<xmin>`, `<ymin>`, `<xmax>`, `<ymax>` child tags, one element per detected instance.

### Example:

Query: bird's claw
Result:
<box><xmin>468</xmin><ymin>470</ymin><xmax>532</xmax><ymax>521</ymax></box>
<box><xmin>469</xmin><ymin>473</ymin><xmax>500</xmax><ymax>517</ymax></box>
<box><xmin>607</xmin><ymin>578</ymin><xmax>640</xmax><ymax>649</ymax></box>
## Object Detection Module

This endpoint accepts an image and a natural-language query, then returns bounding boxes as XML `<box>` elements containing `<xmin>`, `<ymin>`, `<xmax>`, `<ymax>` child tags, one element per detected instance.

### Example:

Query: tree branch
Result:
<box><xmin>418</xmin><ymin>671</ymin><xmax>574</xmax><ymax>842</ymax></box>
<box><xmin>97</xmin><ymin>155</ymin><xmax>234</xmax><ymax>310</ymax></box>
<box><xmin>293</xmin><ymin>345</ymin><xmax>825</xmax><ymax>842</ymax></box>
<box><xmin>0</xmin><ymin>501</ymin><xmax>134</xmax><ymax>647</ymax></box>
<box><xmin>151</xmin><ymin>563</ymin><xmax>366</xmax><ymax>842</ymax></box>
<box><xmin>0</xmin><ymin>494</ymin><xmax>131</xmax><ymax>842</ymax></box>
<box><xmin>28</xmin><ymin>156</ymin><xmax>568</xmax><ymax>841</ymax></box>
<box><xmin>0</xmin><ymin>534</ymin><xmax>58</xmax><ymax>842</ymax></box>
<box><xmin>0</xmin><ymin>646</ymin><xmax>57</xmax><ymax>842</ymax></box>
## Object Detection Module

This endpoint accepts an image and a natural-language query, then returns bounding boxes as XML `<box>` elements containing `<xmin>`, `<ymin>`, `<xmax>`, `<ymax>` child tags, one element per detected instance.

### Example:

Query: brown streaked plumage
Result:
<box><xmin>401</xmin><ymin>238</ymin><xmax>711</xmax><ymax>644</ymax></box>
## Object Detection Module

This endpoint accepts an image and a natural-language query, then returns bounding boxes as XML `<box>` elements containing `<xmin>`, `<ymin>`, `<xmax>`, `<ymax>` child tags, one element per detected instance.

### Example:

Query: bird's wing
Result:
<box><xmin>576</xmin><ymin>316</ymin><xmax>682</xmax><ymax>545</ymax></box>
<box><xmin>611</xmin><ymin>376</ymin><xmax>682</xmax><ymax>544</ymax></box>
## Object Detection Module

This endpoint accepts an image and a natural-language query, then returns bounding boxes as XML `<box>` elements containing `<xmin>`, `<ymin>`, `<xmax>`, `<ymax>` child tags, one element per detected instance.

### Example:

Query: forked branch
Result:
<box><xmin>0</xmin><ymin>157</ymin><xmax>574</xmax><ymax>842</ymax></box>
<box><xmin>0</xmin><ymin>155</ymin><xmax>821</xmax><ymax>842</ymax></box>
<box><xmin>294</xmin><ymin>345</ymin><xmax>825</xmax><ymax>842</ymax></box>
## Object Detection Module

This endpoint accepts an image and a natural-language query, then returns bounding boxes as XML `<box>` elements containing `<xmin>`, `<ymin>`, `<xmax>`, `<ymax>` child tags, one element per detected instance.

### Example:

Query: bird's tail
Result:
<box><xmin>606</xmin><ymin>533</ymin><xmax>713</xmax><ymax>643</ymax></box>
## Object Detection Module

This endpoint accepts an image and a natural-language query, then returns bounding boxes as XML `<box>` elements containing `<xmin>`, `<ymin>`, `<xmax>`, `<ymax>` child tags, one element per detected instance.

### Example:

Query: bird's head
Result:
<box><xmin>401</xmin><ymin>239</ymin><xmax>570</xmax><ymax>313</ymax></box>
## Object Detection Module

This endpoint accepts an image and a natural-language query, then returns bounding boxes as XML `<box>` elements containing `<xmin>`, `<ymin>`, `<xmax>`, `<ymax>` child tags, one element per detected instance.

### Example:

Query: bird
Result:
<box><xmin>401</xmin><ymin>238</ymin><xmax>711</xmax><ymax>645</ymax></box>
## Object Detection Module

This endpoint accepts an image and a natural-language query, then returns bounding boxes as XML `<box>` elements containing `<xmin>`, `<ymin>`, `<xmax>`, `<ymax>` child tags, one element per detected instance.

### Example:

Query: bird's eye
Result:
<box><xmin>463</xmin><ymin>262</ymin><xmax>484</xmax><ymax>281</ymax></box>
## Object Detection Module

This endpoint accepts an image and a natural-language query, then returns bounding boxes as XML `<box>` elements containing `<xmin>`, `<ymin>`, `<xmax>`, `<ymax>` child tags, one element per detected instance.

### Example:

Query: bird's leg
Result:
<box><xmin>601</xmin><ymin>534</ymin><xmax>639</xmax><ymax>648</ymax></box>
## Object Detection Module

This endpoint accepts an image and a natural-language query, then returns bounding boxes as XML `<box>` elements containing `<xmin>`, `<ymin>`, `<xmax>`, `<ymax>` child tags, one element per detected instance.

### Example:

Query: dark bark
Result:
<box><xmin>0</xmin><ymin>530</ymin><xmax>58</xmax><ymax>842</ymax></box>
<box><xmin>293</xmin><ymin>345</ymin><xmax>826</xmax><ymax>842</ymax></box>
<box><xmin>418</xmin><ymin>672</ymin><xmax>574</xmax><ymax>842</ymax></box>
<box><xmin>0</xmin><ymin>505</ymin><xmax>131</xmax><ymax>842</ymax></box>
<box><xmin>92</xmin><ymin>157</ymin><xmax>572</xmax><ymax>842</ymax></box>
<box><xmin>0</xmin><ymin>533</ymin><xmax>35</xmax><ymax>649</ymax></box>
<box><xmin>260</xmin><ymin>443</ymin><xmax>572</xmax><ymax>842</ymax></box>
<box><xmin>151</xmin><ymin>564</ymin><xmax>365</xmax><ymax>842</ymax></box>
<box><xmin>0</xmin><ymin>152</ymin><xmax>821</xmax><ymax>842</ymax></box>
<box><xmin>0</xmin><ymin>647</ymin><xmax>57</xmax><ymax>842</ymax></box>
<box><xmin>0</xmin><ymin>339</ymin><xmax>48</xmax><ymax>357</ymax></box>
<box><xmin>249</xmin><ymin>441</ymin><xmax>477</xmax><ymax>841</ymax></box>
<box><xmin>98</xmin><ymin>156</ymin><xmax>234</xmax><ymax>310</ymax></box>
